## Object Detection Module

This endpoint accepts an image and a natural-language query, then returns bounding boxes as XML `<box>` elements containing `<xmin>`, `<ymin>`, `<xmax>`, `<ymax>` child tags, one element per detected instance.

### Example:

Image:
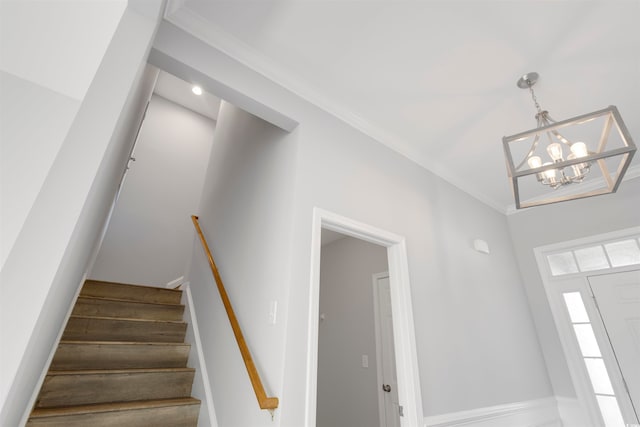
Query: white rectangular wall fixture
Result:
<box><xmin>473</xmin><ymin>239</ymin><xmax>490</xmax><ymax>254</ymax></box>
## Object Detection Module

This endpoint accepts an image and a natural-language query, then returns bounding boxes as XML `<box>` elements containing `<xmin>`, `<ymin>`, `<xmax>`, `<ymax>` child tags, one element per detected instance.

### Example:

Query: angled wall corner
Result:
<box><xmin>0</xmin><ymin>3</ymin><xmax>163</xmax><ymax>424</ymax></box>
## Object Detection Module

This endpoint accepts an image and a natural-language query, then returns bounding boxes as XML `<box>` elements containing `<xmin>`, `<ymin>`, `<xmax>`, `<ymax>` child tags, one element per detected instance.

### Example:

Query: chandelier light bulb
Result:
<box><xmin>542</xmin><ymin>163</ymin><xmax>557</xmax><ymax>180</ymax></box>
<box><xmin>527</xmin><ymin>156</ymin><xmax>542</xmax><ymax>169</ymax></box>
<box><xmin>570</xmin><ymin>142</ymin><xmax>588</xmax><ymax>158</ymax></box>
<box><xmin>567</xmin><ymin>153</ymin><xmax>583</xmax><ymax>178</ymax></box>
<box><xmin>546</xmin><ymin>143</ymin><xmax>563</xmax><ymax>162</ymax></box>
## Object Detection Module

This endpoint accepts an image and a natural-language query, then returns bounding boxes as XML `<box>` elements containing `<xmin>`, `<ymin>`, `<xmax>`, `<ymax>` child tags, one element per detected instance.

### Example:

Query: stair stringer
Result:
<box><xmin>182</xmin><ymin>281</ymin><xmax>219</xmax><ymax>427</ymax></box>
<box><xmin>18</xmin><ymin>275</ymin><xmax>88</xmax><ymax>426</ymax></box>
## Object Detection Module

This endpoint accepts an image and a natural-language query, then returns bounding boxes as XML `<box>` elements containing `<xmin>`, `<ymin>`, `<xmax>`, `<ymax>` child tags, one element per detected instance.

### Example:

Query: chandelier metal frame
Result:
<box><xmin>503</xmin><ymin>72</ymin><xmax>637</xmax><ymax>209</ymax></box>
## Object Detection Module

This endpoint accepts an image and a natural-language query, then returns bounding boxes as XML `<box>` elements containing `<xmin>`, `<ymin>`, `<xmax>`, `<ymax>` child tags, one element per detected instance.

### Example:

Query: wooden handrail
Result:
<box><xmin>191</xmin><ymin>215</ymin><xmax>279</xmax><ymax>412</ymax></box>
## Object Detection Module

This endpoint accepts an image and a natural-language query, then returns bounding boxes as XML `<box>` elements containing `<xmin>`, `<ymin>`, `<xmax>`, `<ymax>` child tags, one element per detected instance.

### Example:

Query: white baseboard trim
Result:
<box><xmin>423</xmin><ymin>397</ymin><xmax>562</xmax><ymax>427</ymax></box>
<box><xmin>166</xmin><ymin>276</ymin><xmax>184</xmax><ymax>289</ymax></box>
<box><xmin>183</xmin><ymin>282</ymin><xmax>218</xmax><ymax>427</ymax></box>
<box><xmin>555</xmin><ymin>396</ymin><xmax>588</xmax><ymax>427</ymax></box>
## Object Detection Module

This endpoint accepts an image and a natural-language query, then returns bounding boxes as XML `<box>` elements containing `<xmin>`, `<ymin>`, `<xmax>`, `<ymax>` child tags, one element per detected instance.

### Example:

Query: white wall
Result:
<box><xmin>317</xmin><ymin>236</ymin><xmax>388</xmax><ymax>427</ymax></box>
<box><xmin>0</xmin><ymin>0</ymin><xmax>127</xmax><ymax>271</ymax></box>
<box><xmin>0</xmin><ymin>3</ymin><xmax>163</xmax><ymax>424</ymax></box>
<box><xmin>90</xmin><ymin>94</ymin><xmax>216</xmax><ymax>286</ymax></box>
<box><xmin>0</xmin><ymin>71</ymin><xmax>80</xmax><ymax>269</ymax></box>
<box><xmin>157</xmin><ymin>24</ymin><xmax>555</xmax><ymax>427</ymax></box>
<box><xmin>506</xmin><ymin>177</ymin><xmax>640</xmax><ymax>400</ymax></box>
<box><xmin>186</xmin><ymin>101</ymin><xmax>297</xmax><ymax>427</ymax></box>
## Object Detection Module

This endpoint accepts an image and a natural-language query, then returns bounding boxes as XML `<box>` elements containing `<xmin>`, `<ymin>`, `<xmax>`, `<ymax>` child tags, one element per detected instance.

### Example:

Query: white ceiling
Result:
<box><xmin>153</xmin><ymin>70</ymin><xmax>221</xmax><ymax>121</ymax></box>
<box><xmin>166</xmin><ymin>0</ymin><xmax>640</xmax><ymax>213</ymax></box>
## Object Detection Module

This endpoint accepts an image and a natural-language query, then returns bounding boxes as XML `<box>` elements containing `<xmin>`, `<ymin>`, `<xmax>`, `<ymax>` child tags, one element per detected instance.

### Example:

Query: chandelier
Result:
<box><xmin>503</xmin><ymin>72</ymin><xmax>636</xmax><ymax>209</ymax></box>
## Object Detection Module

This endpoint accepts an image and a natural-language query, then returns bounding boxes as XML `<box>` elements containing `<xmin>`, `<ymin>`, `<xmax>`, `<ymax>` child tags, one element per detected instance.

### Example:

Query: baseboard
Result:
<box><xmin>423</xmin><ymin>397</ymin><xmax>562</xmax><ymax>427</ymax></box>
<box><xmin>183</xmin><ymin>282</ymin><xmax>218</xmax><ymax>427</ymax></box>
<box><xmin>166</xmin><ymin>276</ymin><xmax>185</xmax><ymax>289</ymax></box>
<box><xmin>555</xmin><ymin>396</ymin><xmax>588</xmax><ymax>427</ymax></box>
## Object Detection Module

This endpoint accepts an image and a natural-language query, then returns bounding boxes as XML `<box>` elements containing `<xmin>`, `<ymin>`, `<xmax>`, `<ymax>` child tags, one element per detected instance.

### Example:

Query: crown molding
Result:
<box><xmin>164</xmin><ymin>3</ymin><xmax>541</xmax><ymax>215</ymax></box>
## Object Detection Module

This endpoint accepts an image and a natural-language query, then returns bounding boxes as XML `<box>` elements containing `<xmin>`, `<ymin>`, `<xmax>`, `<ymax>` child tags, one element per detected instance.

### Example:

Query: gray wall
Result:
<box><xmin>317</xmin><ymin>236</ymin><xmax>388</xmax><ymax>427</ymax></box>
<box><xmin>90</xmin><ymin>94</ymin><xmax>216</xmax><ymax>286</ymax></box>
<box><xmin>159</xmin><ymin>24</ymin><xmax>555</xmax><ymax>426</ymax></box>
<box><xmin>281</xmin><ymin>102</ymin><xmax>553</xmax><ymax>423</ymax></box>
<box><xmin>186</xmin><ymin>101</ymin><xmax>297</xmax><ymax>427</ymax></box>
<box><xmin>507</xmin><ymin>177</ymin><xmax>640</xmax><ymax>398</ymax></box>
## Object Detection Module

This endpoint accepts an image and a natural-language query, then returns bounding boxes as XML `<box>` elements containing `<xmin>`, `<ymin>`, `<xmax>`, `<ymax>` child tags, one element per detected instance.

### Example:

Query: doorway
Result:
<box><xmin>315</xmin><ymin>233</ymin><xmax>393</xmax><ymax>427</ymax></box>
<box><xmin>306</xmin><ymin>208</ymin><xmax>423</xmax><ymax>427</ymax></box>
<box><xmin>588</xmin><ymin>270</ymin><xmax>640</xmax><ymax>421</ymax></box>
<box><xmin>535</xmin><ymin>228</ymin><xmax>640</xmax><ymax>427</ymax></box>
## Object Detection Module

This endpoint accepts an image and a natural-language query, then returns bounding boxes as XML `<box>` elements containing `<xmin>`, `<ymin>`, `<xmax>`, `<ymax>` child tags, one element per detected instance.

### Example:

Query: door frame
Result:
<box><xmin>305</xmin><ymin>208</ymin><xmax>424</xmax><ymax>427</ymax></box>
<box><xmin>533</xmin><ymin>226</ymin><xmax>640</xmax><ymax>426</ymax></box>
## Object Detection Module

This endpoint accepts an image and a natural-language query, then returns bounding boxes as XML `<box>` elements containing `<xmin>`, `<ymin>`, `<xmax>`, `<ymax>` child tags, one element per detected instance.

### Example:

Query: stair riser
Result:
<box><xmin>51</xmin><ymin>343</ymin><xmax>190</xmax><ymax>370</ymax></box>
<box><xmin>72</xmin><ymin>297</ymin><xmax>184</xmax><ymax>321</ymax></box>
<box><xmin>27</xmin><ymin>402</ymin><xmax>200</xmax><ymax>426</ymax></box>
<box><xmin>81</xmin><ymin>281</ymin><xmax>182</xmax><ymax>305</ymax></box>
<box><xmin>36</xmin><ymin>371</ymin><xmax>195</xmax><ymax>408</ymax></box>
<box><xmin>63</xmin><ymin>317</ymin><xmax>186</xmax><ymax>343</ymax></box>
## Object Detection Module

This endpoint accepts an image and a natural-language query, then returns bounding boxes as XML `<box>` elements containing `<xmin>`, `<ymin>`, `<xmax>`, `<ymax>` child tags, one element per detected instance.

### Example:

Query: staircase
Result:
<box><xmin>27</xmin><ymin>280</ymin><xmax>201</xmax><ymax>426</ymax></box>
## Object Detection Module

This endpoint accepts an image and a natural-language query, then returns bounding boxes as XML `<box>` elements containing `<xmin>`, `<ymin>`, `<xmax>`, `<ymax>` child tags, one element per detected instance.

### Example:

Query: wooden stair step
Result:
<box><xmin>81</xmin><ymin>280</ymin><xmax>182</xmax><ymax>305</ymax></box>
<box><xmin>63</xmin><ymin>315</ymin><xmax>187</xmax><ymax>343</ymax></box>
<box><xmin>27</xmin><ymin>398</ymin><xmax>200</xmax><ymax>426</ymax></box>
<box><xmin>51</xmin><ymin>341</ymin><xmax>191</xmax><ymax>370</ymax></box>
<box><xmin>72</xmin><ymin>296</ymin><xmax>184</xmax><ymax>321</ymax></box>
<box><xmin>36</xmin><ymin>368</ymin><xmax>196</xmax><ymax>408</ymax></box>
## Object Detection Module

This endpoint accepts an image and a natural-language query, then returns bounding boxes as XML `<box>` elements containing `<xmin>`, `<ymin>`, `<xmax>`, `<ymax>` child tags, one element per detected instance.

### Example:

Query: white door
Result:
<box><xmin>589</xmin><ymin>270</ymin><xmax>640</xmax><ymax>424</ymax></box>
<box><xmin>374</xmin><ymin>275</ymin><xmax>401</xmax><ymax>427</ymax></box>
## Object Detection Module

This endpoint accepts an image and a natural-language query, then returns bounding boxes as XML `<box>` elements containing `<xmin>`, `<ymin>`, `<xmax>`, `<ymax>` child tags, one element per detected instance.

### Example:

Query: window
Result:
<box><xmin>547</xmin><ymin>238</ymin><xmax>640</xmax><ymax>277</ymax></box>
<box><xmin>562</xmin><ymin>292</ymin><xmax>626</xmax><ymax>427</ymax></box>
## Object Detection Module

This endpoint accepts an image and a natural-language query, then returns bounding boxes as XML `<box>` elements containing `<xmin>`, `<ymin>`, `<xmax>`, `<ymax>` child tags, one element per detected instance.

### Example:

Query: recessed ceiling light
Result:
<box><xmin>192</xmin><ymin>85</ymin><xmax>203</xmax><ymax>96</ymax></box>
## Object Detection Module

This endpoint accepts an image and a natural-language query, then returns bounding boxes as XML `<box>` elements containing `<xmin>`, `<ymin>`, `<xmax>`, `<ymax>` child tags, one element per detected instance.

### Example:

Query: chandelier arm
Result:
<box><xmin>550</xmin><ymin>129</ymin><xmax>572</xmax><ymax>146</ymax></box>
<box><xmin>546</xmin><ymin>130</ymin><xmax>557</xmax><ymax>145</ymax></box>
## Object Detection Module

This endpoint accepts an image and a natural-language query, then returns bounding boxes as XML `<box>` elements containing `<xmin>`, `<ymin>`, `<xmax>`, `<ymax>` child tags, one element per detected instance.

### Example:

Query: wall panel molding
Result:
<box><xmin>423</xmin><ymin>397</ymin><xmax>562</xmax><ymax>427</ymax></box>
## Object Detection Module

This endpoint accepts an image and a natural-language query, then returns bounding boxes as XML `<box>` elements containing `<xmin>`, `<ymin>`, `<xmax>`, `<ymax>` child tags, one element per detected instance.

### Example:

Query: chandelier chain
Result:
<box><xmin>528</xmin><ymin>85</ymin><xmax>542</xmax><ymax>114</ymax></box>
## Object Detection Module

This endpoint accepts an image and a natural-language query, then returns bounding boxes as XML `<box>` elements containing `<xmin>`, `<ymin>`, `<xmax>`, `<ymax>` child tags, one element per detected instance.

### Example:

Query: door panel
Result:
<box><xmin>376</xmin><ymin>276</ymin><xmax>400</xmax><ymax>427</ymax></box>
<box><xmin>589</xmin><ymin>270</ymin><xmax>640</xmax><ymax>422</ymax></box>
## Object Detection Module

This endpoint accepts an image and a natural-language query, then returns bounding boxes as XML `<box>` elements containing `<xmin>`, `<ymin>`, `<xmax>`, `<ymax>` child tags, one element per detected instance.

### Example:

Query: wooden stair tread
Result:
<box><xmin>51</xmin><ymin>341</ymin><xmax>191</xmax><ymax>370</ymax></box>
<box><xmin>63</xmin><ymin>316</ymin><xmax>187</xmax><ymax>343</ymax></box>
<box><xmin>47</xmin><ymin>367</ymin><xmax>195</xmax><ymax>376</ymax></box>
<box><xmin>72</xmin><ymin>297</ymin><xmax>184</xmax><ymax>321</ymax></box>
<box><xmin>37</xmin><ymin>369</ymin><xmax>195</xmax><ymax>408</ymax></box>
<box><xmin>29</xmin><ymin>397</ymin><xmax>200</xmax><ymax>417</ymax></box>
<box><xmin>81</xmin><ymin>281</ymin><xmax>182</xmax><ymax>304</ymax></box>
<box><xmin>76</xmin><ymin>295</ymin><xmax>184</xmax><ymax>307</ymax></box>
<box><xmin>83</xmin><ymin>280</ymin><xmax>182</xmax><ymax>293</ymax></box>
<box><xmin>58</xmin><ymin>340</ymin><xmax>189</xmax><ymax>346</ymax></box>
<box><xmin>68</xmin><ymin>314</ymin><xmax>185</xmax><ymax>324</ymax></box>
<box><xmin>29</xmin><ymin>279</ymin><xmax>198</xmax><ymax>424</ymax></box>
